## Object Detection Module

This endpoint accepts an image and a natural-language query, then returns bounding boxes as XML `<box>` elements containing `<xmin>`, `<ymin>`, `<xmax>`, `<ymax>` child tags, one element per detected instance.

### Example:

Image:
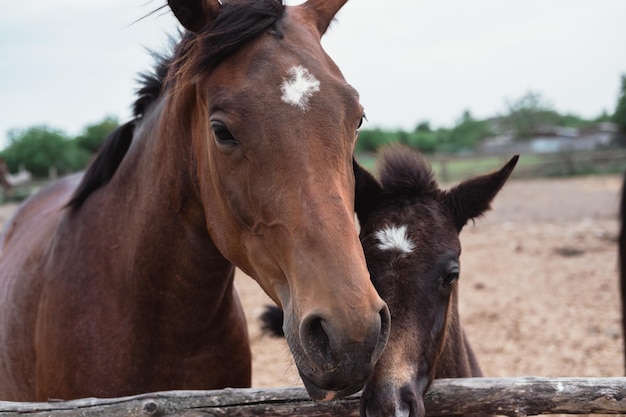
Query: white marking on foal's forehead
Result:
<box><xmin>375</xmin><ymin>225</ymin><xmax>415</xmax><ymax>255</ymax></box>
<box><xmin>280</xmin><ymin>65</ymin><xmax>320</xmax><ymax>110</ymax></box>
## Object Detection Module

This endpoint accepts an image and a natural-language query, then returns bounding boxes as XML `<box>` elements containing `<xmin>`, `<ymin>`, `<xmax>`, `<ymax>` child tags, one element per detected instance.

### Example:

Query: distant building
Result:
<box><xmin>479</xmin><ymin>122</ymin><xmax>620</xmax><ymax>154</ymax></box>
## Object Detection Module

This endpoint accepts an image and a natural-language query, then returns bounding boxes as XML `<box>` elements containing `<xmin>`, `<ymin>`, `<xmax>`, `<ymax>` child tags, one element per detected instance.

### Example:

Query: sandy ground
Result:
<box><xmin>0</xmin><ymin>173</ymin><xmax>623</xmax><ymax>390</ymax></box>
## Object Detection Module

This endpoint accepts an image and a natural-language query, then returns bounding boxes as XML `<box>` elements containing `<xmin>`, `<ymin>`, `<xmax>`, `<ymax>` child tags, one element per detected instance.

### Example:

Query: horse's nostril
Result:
<box><xmin>300</xmin><ymin>304</ymin><xmax>390</xmax><ymax>370</ymax></box>
<box><xmin>300</xmin><ymin>315</ymin><xmax>333</xmax><ymax>365</ymax></box>
<box><xmin>374</xmin><ymin>303</ymin><xmax>391</xmax><ymax>359</ymax></box>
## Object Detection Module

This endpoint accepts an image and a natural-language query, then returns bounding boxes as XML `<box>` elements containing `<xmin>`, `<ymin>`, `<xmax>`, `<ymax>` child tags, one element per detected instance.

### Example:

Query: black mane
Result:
<box><xmin>133</xmin><ymin>48</ymin><xmax>174</xmax><ymax>118</ymax></box>
<box><xmin>377</xmin><ymin>145</ymin><xmax>439</xmax><ymax>200</ymax></box>
<box><xmin>67</xmin><ymin>0</ymin><xmax>286</xmax><ymax>211</ymax></box>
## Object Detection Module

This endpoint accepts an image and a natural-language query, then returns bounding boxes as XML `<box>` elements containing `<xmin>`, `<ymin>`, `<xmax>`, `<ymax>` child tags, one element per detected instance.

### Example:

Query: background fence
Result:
<box><xmin>430</xmin><ymin>148</ymin><xmax>626</xmax><ymax>182</ymax></box>
<box><xmin>3</xmin><ymin>149</ymin><xmax>626</xmax><ymax>204</ymax></box>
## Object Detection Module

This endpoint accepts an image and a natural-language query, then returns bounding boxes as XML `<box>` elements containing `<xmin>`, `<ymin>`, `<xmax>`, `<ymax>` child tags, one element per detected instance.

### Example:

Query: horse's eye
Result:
<box><xmin>442</xmin><ymin>271</ymin><xmax>459</xmax><ymax>286</ymax></box>
<box><xmin>357</xmin><ymin>114</ymin><xmax>367</xmax><ymax>132</ymax></box>
<box><xmin>211</xmin><ymin>121</ymin><xmax>238</xmax><ymax>146</ymax></box>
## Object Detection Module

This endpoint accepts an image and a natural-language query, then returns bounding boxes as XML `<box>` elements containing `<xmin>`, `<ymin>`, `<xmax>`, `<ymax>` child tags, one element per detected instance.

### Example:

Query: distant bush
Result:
<box><xmin>0</xmin><ymin>117</ymin><xmax>119</xmax><ymax>179</ymax></box>
<box><xmin>1</xmin><ymin>126</ymin><xmax>88</xmax><ymax>177</ymax></box>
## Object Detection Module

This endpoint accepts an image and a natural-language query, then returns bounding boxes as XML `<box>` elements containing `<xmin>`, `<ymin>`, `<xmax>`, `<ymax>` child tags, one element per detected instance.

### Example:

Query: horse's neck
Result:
<box><xmin>433</xmin><ymin>290</ymin><xmax>482</xmax><ymax>379</ymax></box>
<box><xmin>91</xmin><ymin>107</ymin><xmax>235</xmax><ymax>312</ymax></box>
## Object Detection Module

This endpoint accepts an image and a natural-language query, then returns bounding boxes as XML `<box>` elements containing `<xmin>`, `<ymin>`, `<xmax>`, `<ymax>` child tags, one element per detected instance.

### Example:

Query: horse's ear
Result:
<box><xmin>354</xmin><ymin>158</ymin><xmax>382</xmax><ymax>226</ymax></box>
<box><xmin>303</xmin><ymin>0</ymin><xmax>348</xmax><ymax>35</ymax></box>
<box><xmin>443</xmin><ymin>155</ymin><xmax>519</xmax><ymax>231</ymax></box>
<box><xmin>168</xmin><ymin>0</ymin><xmax>221</xmax><ymax>33</ymax></box>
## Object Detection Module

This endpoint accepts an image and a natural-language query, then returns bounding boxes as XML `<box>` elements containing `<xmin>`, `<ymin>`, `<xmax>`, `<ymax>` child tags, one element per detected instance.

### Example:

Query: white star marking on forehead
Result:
<box><xmin>280</xmin><ymin>65</ymin><xmax>320</xmax><ymax>110</ymax></box>
<box><xmin>375</xmin><ymin>225</ymin><xmax>415</xmax><ymax>255</ymax></box>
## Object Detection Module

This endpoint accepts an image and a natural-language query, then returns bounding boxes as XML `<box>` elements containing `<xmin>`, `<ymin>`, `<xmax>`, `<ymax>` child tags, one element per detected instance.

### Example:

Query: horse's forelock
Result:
<box><xmin>133</xmin><ymin>0</ymin><xmax>285</xmax><ymax>118</ymax></box>
<box><xmin>378</xmin><ymin>145</ymin><xmax>438</xmax><ymax>200</ymax></box>
<box><xmin>171</xmin><ymin>0</ymin><xmax>285</xmax><ymax>84</ymax></box>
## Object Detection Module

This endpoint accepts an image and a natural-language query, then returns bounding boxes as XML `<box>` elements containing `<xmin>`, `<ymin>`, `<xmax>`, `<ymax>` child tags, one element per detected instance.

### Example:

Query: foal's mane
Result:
<box><xmin>67</xmin><ymin>0</ymin><xmax>286</xmax><ymax>211</ymax></box>
<box><xmin>377</xmin><ymin>145</ymin><xmax>439</xmax><ymax>200</ymax></box>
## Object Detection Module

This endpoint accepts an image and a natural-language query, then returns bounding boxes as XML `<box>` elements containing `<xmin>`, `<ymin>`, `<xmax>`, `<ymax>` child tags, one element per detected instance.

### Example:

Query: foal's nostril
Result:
<box><xmin>402</xmin><ymin>387</ymin><xmax>425</xmax><ymax>417</ymax></box>
<box><xmin>362</xmin><ymin>384</ymin><xmax>424</xmax><ymax>417</ymax></box>
<box><xmin>300</xmin><ymin>314</ymin><xmax>333</xmax><ymax>365</ymax></box>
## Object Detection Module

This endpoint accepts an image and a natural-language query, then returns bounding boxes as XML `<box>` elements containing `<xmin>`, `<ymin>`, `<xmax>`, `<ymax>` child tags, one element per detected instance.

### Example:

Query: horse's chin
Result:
<box><xmin>299</xmin><ymin>371</ymin><xmax>364</xmax><ymax>401</ymax></box>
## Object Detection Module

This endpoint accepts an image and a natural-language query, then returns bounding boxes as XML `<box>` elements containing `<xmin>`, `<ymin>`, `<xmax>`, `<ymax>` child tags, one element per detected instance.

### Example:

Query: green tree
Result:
<box><xmin>551</xmin><ymin>112</ymin><xmax>592</xmax><ymax>128</ymax></box>
<box><xmin>406</xmin><ymin>130</ymin><xmax>439</xmax><ymax>153</ymax></box>
<box><xmin>613</xmin><ymin>74</ymin><xmax>626</xmax><ymax>133</ymax></box>
<box><xmin>445</xmin><ymin>110</ymin><xmax>492</xmax><ymax>152</ymax></box>
<box><xmin>415</xmin><ymin>121</ymin><xmax>431</xmax><ymax>133</ymax></box>
<box><xmin>356</xmin><ymin>128</ymin><xmax>396</xmax><ymax>153</ymax></box>
<box><xmin>1</xmin><ymin>126</ymin><xmax>89</xmax><ymax>177</ymax></box>
<box><xmin>500</xmin><ymin>91</ymin><xmax>555</xmax><ymax>139</ymax></box>
<box><xmin>75</xmin><ymin>116</ymin><xmax>119</xmax><ymax>154</ymax></box>
<box><xmin>593</xmin><ymin>110</ymin><xmax>612</xmax><ymax>123</ymax></box>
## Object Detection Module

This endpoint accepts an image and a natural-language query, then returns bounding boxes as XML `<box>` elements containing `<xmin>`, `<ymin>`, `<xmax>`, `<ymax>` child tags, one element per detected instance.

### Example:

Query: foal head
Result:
<box><xmin>163</xmin><ymin>0</ymin><xmax>389</xmax><ymax>399</ymax></box>
<box><xmin>355</xmin><ymin>145</ymin><xmax>517</xmax><ymax>417</ymax></box>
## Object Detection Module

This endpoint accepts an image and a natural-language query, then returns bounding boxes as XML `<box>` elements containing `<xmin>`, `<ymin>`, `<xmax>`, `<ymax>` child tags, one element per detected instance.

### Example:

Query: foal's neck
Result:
<box><xmin>433</xmin><ymin>290</ymin><xmax>477</xmax><ymax>379</ymax></box>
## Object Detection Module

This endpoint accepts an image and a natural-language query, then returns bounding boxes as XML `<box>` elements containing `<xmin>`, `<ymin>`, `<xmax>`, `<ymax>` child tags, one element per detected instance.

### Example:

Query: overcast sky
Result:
<box><xmin>1</xmin><ymin>0</ymin><xmax>625</xmax><ymax>150</ymax></box>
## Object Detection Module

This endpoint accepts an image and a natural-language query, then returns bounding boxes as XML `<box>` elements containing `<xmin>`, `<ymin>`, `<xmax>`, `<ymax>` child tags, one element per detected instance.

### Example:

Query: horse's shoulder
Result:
<box><xmin>0</xmin><ymin>175</ymin><xmax>81</xmax><ymax>254</ymax></box>
<box><xmin>0</xmin><ymin>175</ymin><xmax>83</xmax><ymax>401</ymax></box>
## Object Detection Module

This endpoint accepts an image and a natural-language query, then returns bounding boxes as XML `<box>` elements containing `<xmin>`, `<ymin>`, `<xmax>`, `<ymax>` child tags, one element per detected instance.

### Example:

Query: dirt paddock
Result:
<box><xmin>0</xmin><ymin>173</ymin><xmax>623</xmax><ymax>391</ymax></box>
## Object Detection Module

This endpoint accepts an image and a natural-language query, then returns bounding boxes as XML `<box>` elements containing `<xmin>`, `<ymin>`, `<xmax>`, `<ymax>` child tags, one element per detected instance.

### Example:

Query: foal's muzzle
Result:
<box><xmin>361</xmin><ymin>382</ymin><xmax>426</xmax><ymax>417</ymax></box>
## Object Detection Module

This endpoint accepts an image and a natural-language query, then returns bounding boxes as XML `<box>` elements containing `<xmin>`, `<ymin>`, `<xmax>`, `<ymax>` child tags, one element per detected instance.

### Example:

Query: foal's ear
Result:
<box><xmin>303</xmin><ymin>0</ymin><xmax>349</xmax><ymax>35</ymax></box>
<box><xmin>168</xmin><ymin>0</ymin><xmax>220</xmax><ymax>33</ymax></box>
<box><xmin>354</xmin><ymin>158</ymin><xmax>382</xmax><ymax>226</ymax></box>
<box><xmin>443</xmin><ymin>155</ymin><xmax>519</xmax><ymax>231</ymax></box>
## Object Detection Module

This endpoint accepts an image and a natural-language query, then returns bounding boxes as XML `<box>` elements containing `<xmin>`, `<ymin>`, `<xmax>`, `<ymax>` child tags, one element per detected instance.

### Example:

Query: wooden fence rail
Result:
<box><xmin>1</xmin><ymin>377</ymin><xmax>625</xmax><ymax>417</ymax></box>
<box><xmin>432</xmin><ymin>148</ymin><xmax>626</xmax><ymax>182</ymax></box>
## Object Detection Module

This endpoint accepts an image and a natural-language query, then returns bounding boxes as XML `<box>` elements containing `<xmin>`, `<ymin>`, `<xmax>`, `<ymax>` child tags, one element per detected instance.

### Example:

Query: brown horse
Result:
<box><xmin>0</xmin><ymin>0</ymin><xmax>390</xmax><ymax>402</ymax></box>
<box><xmin>261</xmin><ymin>145</ymin><xmax>517</xmax><ymax>417</ymax></box>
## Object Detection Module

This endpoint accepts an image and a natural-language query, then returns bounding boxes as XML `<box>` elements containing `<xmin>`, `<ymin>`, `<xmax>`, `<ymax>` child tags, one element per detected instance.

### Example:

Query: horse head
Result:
<box><xmin>165</xmin><ymin>0</ymin><xmax>390</xmax><ymax>400</ymax></box>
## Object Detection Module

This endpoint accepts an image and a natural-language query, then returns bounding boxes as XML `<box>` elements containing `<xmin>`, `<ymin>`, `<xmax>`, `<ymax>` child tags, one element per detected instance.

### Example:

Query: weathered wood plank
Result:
<box><xmin>1</xmin><ymin>377</ymin><xmax>624</xmax><ymax>416</ymax></box>
<box><xmin>425</xmin><ymin>377</ymin><xmax>626</xmax><ymax>416</ymax></box>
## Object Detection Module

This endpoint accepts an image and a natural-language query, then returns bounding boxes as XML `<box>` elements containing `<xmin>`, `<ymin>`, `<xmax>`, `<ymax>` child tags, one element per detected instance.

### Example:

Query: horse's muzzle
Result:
<box><xmin>295</xmin><ymin>303</ymin><xmax>390</xmax><ymax>401</ymax></box>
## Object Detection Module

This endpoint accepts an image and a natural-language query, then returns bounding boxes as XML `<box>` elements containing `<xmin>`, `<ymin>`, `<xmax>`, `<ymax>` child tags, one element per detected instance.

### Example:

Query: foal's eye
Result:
<box><xmin>211</xmin><ymin>121</ymin><xmax>238</xmax><ymax>146</ymax></box>
<box><xmin>442</xmin><ymin>271</ymin><xmax>459</xmax><ymax>286</ymax></box>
